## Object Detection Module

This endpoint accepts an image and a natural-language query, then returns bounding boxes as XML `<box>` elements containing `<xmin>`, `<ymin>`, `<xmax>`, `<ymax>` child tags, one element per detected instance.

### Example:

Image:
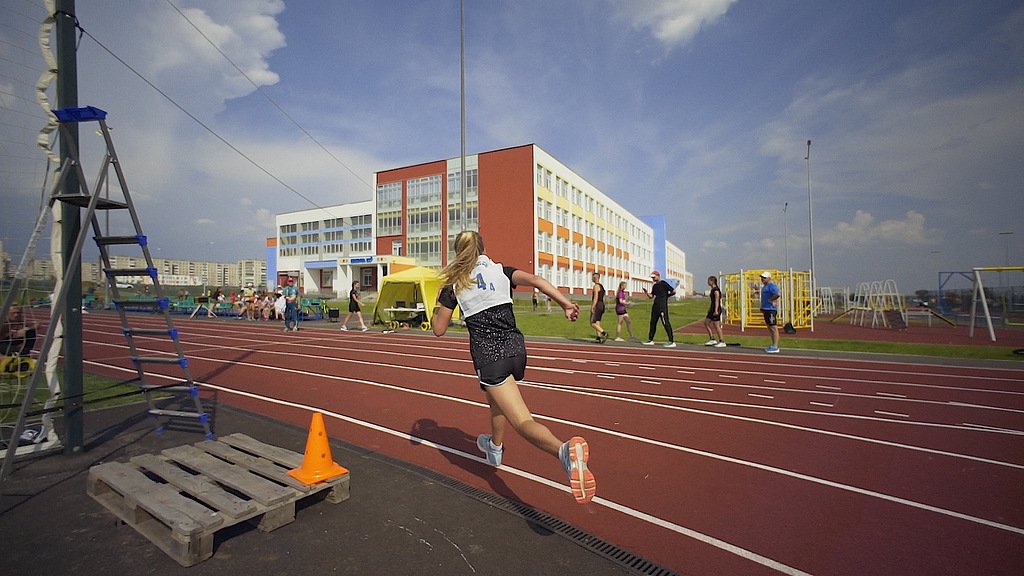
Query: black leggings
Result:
<box><xmin>648</xmin><ymin>306</ymin><xmax>673</xmax><ymax>342</ymax></box>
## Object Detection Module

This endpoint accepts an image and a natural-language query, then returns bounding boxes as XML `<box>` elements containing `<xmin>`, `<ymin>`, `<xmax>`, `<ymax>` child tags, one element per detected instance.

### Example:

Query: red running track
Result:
<box><xmin>76</xmin><ymin>313</ymin><xmax>1024</xmax><ymax>575</ymax></box>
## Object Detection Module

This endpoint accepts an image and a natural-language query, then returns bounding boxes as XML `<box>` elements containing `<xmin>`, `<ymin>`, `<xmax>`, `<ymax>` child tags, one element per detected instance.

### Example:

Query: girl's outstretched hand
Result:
<box><xmin>564</xmin><ymin>302</ymin><xmax>580</xmax><ymax>322</ymax></box>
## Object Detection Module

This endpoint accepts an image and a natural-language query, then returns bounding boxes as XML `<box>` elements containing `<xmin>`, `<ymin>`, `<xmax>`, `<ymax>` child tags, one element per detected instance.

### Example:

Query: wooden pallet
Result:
<box><xmin>87</xmin><ymin>432</ymin><xmax>350</xmax><ymax>567</ymax></box>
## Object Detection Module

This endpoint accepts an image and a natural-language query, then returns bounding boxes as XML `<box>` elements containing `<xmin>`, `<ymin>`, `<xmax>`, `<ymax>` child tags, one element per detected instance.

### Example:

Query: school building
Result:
<box><xmin>272</xmin><ymin>200</ymin><xmax>414</xmax><ymax>295</ymax></box>
<box><xmin>271</xmin><ymin>144</ymin><xmax>690</xmax><ymax>298</ymax></box>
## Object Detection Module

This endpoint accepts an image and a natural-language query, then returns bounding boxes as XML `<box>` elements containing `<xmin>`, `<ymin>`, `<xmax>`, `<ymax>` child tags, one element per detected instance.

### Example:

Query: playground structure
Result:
<box><xmin>719</xmin><ymin>269</ymin><xmax>814</xmax><ymax>331</ymax></box>
<box><xmin>967</xmin><ymin>266</ymin><xmax>1024</xmax><ymax>342</ymax></box>
<box><xmin>830</xmin><ymin>279</ymin><xmax>955</xmax><ymax>329</ymax></box>
<box><xmin>832</xmin><ymin>280</ymin><xmax>904</xmax><ymax>328</ymax></box>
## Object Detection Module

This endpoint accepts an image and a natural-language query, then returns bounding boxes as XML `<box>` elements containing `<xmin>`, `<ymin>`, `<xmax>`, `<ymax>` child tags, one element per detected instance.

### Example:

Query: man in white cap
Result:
<box><xmin>641</xmin><ymin>270</ymin><xmax>676</xmax><ymax>347</ymax></box>
<box><xmin>759</xmin><ymin>271</ymin><xmax>781</xmax><ymax>353</ymax></box>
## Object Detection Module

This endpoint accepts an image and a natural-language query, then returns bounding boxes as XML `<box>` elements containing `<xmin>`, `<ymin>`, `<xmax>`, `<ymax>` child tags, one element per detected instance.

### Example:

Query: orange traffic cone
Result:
<box><xmin>288</xmin><ymin>412</ymin><xmax>348</xmax><ymax>485</ymax></box>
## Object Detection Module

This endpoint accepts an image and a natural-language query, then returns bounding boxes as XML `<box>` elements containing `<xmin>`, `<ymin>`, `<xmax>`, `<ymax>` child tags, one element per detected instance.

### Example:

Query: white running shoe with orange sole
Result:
<box><xmin>561</xmin><ymin>436</ymin><xmax>596</xmax><ymax>504</ymax></box>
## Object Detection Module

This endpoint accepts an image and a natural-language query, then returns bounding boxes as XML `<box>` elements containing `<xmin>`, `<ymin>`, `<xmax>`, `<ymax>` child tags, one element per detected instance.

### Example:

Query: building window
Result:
<box><xmin>392</xmin><ymin>240</ymin><xmax>403</xmax><ymax>256</ymax></box>
<box><xmin>408</xmin><ymin>175</ymin><xmax>442</xmax><ymax>207</ymax></box>
<box><xmin>408</xmin><ymin>235</ymin><xmax>442</xmax><ymax>267</ymax></box>
<box><xmin>376</xmin><ymin>182</ymin><xmax>403</xmax><ymax>236</ymax></box>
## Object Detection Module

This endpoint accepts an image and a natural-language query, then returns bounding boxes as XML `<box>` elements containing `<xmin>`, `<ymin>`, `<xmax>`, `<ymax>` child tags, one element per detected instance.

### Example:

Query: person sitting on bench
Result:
<box><xmin>1</xmin><ymin>306</ymin><xmax>37</xmax><ymax>357</ymax></box>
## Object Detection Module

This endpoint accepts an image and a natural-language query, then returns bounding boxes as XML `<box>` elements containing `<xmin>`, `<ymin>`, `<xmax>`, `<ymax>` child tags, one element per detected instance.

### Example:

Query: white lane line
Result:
<box><xmin>748</xmin><ymin>393</ymin><xmax>774</xmax><ymax>400</ymax></box>
<box><xmin>572</xmin><ymin>359</ymin><xmax>588</xmax><ymax>363</ymax></box>
<box><xmin>809</xmin><ymin>402</ymin><xmax>834</xmax><ymax>408</ymax></box>
<box><xmin>718</xmin><ymin>374</ymin><xmax>738</xmax><ymax>379</ymax></box>
<box><xmin>86</xmin><ymin>351</ymin><xmax>1024</xmax><ymax>539</ymax></box>
<box><xmin>963</xmin><ymin>423</ymin><xmax>1024</xmax><ymax>434</ymax></box>
<box><xmin>816</xmin><ymin>385</ymin><xmax>842</xmax><ymax>391</ymax></box>
<box><xmin>86</xmin><ymin>336</ymin><xmax>1024</xmax><ymax>465</ymax></box>
<box><xmin>526</xmin><ymin>380</ymin><xmax>1024</xmax><ymax>466</ymax></box>
<box><xmin>597</xmin><ymin>374</ymin><xmax>615</xmax><ymax>380</ymax></box>
<box><xmin>876</xmin><ymin>392</ymin><xmax>907</xmax><ymax>398</ymax></box>
<box><xmin>638</xmin><ymin>366</ymin><xmax>656</xmax><ymax>370</ymax></box>
<box><xmin>690</xmin><ymin>386</ymin><xmax>715</xmax><ymax>392</ymax></box>
<box><xmin>85</xmin><ymin>359</ymin><xmax>813</xmax><ymax>576</ymax></box>
<box><xmin>874</xmin><ymin>410</ymin><xmax>910</xmax><ymax>418</ymax></box>
<box><xmin>530</xmin><ymin>366</ymin><xmax>574</xmax><ymax>374</ymax></box>
<box><xmin>641</xmin><ymin>380</ymin><xmax>661</xmax><ymax>386</ymax></box>
<box><xmin>677</xmin><ymin>370</ymin><xmax>695</xmax><ymax>375</ymax></box>
<box><xmin>605</xmin><ymin>362</ymin><xmax>621</xmax><ymax>367</ymax></box>
<box><xmin>764</xmin><ymin>379</ymin><xmax>786</xmax><ymax>384</ymax></box>
<box><xmin>533</xmin><ymin>392</ymin><xmax>1024</xmax><ymax>538</ymax></box>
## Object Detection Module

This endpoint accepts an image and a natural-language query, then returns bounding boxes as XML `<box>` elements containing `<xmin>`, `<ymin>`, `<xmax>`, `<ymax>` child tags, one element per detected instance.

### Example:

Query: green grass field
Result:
<box><xmin>430</xmin><ymin>297</ymin><xmax>1023</xmax><ymax>362</ymax></box>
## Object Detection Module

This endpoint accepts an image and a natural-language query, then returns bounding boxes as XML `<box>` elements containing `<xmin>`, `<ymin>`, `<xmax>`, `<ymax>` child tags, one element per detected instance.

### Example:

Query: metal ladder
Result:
<box><xmin>1</xmin><ymin>106</ymin><xmax>212</xmax><ymax>480</ymax></box>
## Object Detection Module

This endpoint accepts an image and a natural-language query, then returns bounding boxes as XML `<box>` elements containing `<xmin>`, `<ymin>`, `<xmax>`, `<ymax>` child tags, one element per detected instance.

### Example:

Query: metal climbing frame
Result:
<box><xmin>719</xmin><ymin>269</ymin><xmax>814</xmax><ymax>331</ymax></box>
<box><xmin>1</xmin><ymin>106</ymin><xmax>212</xmax><ymax>481</ymax></box>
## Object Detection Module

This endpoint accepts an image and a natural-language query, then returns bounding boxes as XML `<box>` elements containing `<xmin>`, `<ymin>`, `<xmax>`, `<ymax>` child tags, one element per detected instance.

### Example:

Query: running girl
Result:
<box><xmin>431</xmin><ymin>231</ymin><xmax>597</xmax><ymax>504</ymax></box>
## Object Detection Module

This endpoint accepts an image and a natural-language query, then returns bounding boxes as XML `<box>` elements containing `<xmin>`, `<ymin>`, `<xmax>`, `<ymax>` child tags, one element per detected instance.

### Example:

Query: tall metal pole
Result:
<box><xmin>784</xmin><ymin>201</ymin><xmax>790</xmax><ymax>325</ymax></box>
<box><xmin>56</xmin><ymin>0</ymin><xmax>84</xmax><ymax>452</ymax></box>
<box><xmin>805</xmin><ymin>139</ymin><xmax>815</xmax><ymax>329</ymax></box>
<box><xmin>459</xmin><ymin>0</ymin><xmax>467</xmax><ymax>233</ymax></box>
<box><xmin>783</xmin><ymin>202</ymin><xmax>789</xmax><ymax>273</ymax></box>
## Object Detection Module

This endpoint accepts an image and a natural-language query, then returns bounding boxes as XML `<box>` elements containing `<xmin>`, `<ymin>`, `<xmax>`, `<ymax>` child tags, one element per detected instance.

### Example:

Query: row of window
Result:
<box><xmin>375</xmin><ymin>170</ymin><xmax>481</xmax><ymax>238</ymax></box>
<box><xmin>408</xmin><ymin>236</ymin><xmax>442</xmax><ymax>266</ymax></box>
<box><xmin>279</xmin><ymin>240</ymin><xmax>373</xmax><ymax>258</ymax></box>
<box><xmin>535</xmin><ymin>164</ymin><xmax>621</xmax><ymax>223</ymax></box>
<box><xmin>536</xmin><ymin>231</ymin><xmax>626</xmax><ymax>272</ymax></box>
<box><xmin>534</xmin><ymin>163</ymin><xmax>655</xmax><ymax>252</ymax></box>
<box><xmin>534</xmin><ymin>265</ymin><xmax>633</xmax><ymax>293</ymax></box>
<box><xmin>536</xmin><ymin>199</ymin><xmax>638</xmax><ymax>254</ymax></box>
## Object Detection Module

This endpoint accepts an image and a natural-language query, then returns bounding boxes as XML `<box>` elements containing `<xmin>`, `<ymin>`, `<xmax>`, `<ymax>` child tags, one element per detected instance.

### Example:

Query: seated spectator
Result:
<box><xmin>1</xmin><ymin>306</ymin><xmax>37</xmax><ymax>357</ymax></box>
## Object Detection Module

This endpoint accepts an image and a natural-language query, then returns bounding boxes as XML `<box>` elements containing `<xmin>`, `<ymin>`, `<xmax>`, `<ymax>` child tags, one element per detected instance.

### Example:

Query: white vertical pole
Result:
<box><xmin>805</xmin><ymin>140</ymin><xmax>815</xmax><ymax>332</ymax></box>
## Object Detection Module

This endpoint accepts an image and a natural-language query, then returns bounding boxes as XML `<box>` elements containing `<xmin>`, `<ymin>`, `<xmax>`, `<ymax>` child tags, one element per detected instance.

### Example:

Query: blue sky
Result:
<box><xmin>2</xmin><ymin>0</ymin><xmax>1022</xmax><ymax>292</ymax></box>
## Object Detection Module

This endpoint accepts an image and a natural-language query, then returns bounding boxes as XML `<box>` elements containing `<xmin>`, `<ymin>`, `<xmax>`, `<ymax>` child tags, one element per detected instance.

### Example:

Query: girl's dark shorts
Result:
<box><xmin>477</xmin><ymin>354</ymin><xmax>527</xmax><ymax>390</ymax></box>
<box><xmin>348</xmin><ymin>301</ymin><xmax>360</xmax><ymax>313</ymax></box>
<box><xmin>706</xmin><ymin>313</ymin><xmax>721</xmax><ymax>321</ymax></box>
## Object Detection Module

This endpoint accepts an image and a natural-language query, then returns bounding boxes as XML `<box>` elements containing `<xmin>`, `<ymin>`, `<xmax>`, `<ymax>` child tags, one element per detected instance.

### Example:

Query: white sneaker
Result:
<box><xmin>641</xmin><ymin>340</ymin><xmax>655</xmax><ymax>346</ymax></box>
<box><xmin>477</xmin><ymin>434</ymin><xmax>503</xmax><ymax>466</ymax></box>
<box><xmin>360</xmin><ymin>326</ymin><xmax>369</xmax><ymax>332</ymax></box>
<box><xmin>703</xmin><ymin>339</ymin><xmax>717</xmax><ymax>346</ymax></box>
<box><xmin>663</xmin><ymin>342</ymin><xmax>676</xmax><ymax>348</ymax></box>
<box><xmin>714</xmin><ymin>341</ymin><xmax>727</xmax><ymax>348</ymax></box>
<box><xmin>613</xmin><ymin>337</ymin><xmax>624</xmax><ymax>342</ymax></box>
<box><xmin>340</xmin><ymin>326</ymin><xmax>348</xmax><ymax>331</ymax></box>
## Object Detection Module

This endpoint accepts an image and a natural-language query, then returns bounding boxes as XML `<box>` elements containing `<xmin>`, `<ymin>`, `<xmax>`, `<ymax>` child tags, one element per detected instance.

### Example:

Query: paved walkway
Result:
<box><xmin>0</xmin><ymin>403</ymin><xmax>643</xmax><ymax>576</ymax></box>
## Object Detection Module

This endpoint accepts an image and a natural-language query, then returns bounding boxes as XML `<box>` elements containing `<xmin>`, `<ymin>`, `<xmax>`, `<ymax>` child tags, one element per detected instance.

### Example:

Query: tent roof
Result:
<box><xmin>381</xmin><ymin>266</ymin><xmax>444</xmax><ymax>283</ymax></box>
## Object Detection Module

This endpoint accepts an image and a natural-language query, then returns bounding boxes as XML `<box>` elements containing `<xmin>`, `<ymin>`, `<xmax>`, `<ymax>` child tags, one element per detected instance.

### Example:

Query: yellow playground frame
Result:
<box><xmin>719</xmin><ymin>269</ymin><xmax>814</xmax><ymax>331</ymax></box>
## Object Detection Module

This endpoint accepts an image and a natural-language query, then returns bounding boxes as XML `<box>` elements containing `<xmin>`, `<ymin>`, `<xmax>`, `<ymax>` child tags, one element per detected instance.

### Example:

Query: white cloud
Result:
<box><xmin>820</xmin><ymin>210</ymin><xmax>933</xmax><ymax>247</ymax></box>
<box><xmin>701</xmin><ymin>239</ymin><xmax>728</xmax><ymax>252</ymax></box>
<box><xmin>613</xmin><ymin>0</ymin><xmax>737</xmax><ymax>48</ymax></box>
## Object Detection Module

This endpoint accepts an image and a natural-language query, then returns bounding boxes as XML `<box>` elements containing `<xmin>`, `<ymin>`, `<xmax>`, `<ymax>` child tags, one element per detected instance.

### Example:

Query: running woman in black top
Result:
<box><xmin>432</xmin><ymin>231</ymin><xmax>597</xmax><ymax>504</ymax></box>
<box><xmin>340</xmin><ymin>280</ymin><xmax>368</xmax><ymax>331</ymax></box>
<box><xmin>590</xmin><ymin>272</ymin><xmax>608</xmax><ymax>343</ymax></box>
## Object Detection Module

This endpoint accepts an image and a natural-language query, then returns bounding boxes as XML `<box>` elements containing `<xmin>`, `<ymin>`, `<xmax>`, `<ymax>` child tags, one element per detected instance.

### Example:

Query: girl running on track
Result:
<box><xmin>340</xmin><ymin>280</ymin><xmax>368</xmax><ymax>331</ymax></box>
<box><xmin>590</xmin><ymin>272</ymin><xmax>608</xmax><ymax>343</ymax></box>
<box><xmin>432</xmin><ymin>231</ymin><xmax>597</xmax><ymax>504</ymax></box>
